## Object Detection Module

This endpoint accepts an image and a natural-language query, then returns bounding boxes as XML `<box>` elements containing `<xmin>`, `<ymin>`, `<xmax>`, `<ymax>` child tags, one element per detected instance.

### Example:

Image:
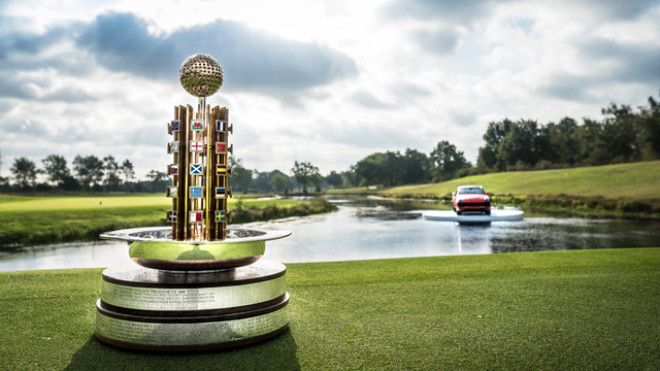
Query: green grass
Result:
<box><xmin>0</xmin><ymin>248</ymin><xmax>658</xmax><ymax>370</ymax></box>
<box><xmin>331</xmin><ymin>161</ymin><xmax>660</xmax><ymax>216</ymax></box>
<box><xmin>382</xmin><ymin>161</ymin><xmax>660</xmax><ymax>199</ymax></box>
<box><xmin>0</xmin><ymin>194</ymin><xmax>336</xmax><ymax>248</ymax></box>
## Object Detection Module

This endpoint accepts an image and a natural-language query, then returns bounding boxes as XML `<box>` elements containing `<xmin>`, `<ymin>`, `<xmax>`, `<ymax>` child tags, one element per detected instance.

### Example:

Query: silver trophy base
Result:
<box><xmin>94</xmin><ymin>260</ymin><xmax>289</xmax><ymax>351</ymax></box>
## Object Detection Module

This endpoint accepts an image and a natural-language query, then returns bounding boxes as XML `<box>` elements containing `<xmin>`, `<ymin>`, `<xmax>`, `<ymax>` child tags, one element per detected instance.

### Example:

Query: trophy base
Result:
<box><xmin>94</xmin><ymin>260</ymin><xmax>289</xmax><ymax>351</ymax></box>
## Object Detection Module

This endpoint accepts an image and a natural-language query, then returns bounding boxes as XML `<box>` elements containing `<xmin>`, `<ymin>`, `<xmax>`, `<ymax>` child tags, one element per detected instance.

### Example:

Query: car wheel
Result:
<box><xmin>485</xmin><ymin>210</ymin><xmax>491</xmax><ymax>215</ymax></box>
<box><xmin>456</xmin><ymin>210</ymin><xmax>462</xmax><ymax>215</ymax></box>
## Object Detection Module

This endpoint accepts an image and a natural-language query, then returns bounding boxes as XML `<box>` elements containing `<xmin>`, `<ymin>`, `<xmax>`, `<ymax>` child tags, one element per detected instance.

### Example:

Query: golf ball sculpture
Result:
<box><xmin>95</xmin><ymin>54</ymin><xmax>292</xmax><ymax>351</ymax></box>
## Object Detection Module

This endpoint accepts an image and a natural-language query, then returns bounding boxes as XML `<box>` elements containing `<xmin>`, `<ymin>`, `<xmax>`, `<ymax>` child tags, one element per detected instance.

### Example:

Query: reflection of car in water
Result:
<box><xmin>452</xmin><ymin>185</ymin><xmax>491</xmax><ymax>215</ymax></box>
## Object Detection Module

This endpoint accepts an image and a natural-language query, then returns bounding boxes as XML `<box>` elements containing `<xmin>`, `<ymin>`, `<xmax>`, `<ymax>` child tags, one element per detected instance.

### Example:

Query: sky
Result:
<box><xmin>1</xmin><ymin>0</ymin><xmax>659</xmax><ymax>179</ymax></box>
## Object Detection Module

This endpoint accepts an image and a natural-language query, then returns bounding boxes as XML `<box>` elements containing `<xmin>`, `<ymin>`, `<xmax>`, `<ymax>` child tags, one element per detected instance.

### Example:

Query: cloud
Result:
<box><xmin>578</xmin><ymin>37</ymin><xmax>660</xmax><ymax>84</ymax></box>
<box><xmin>541</xmin><ymin>37</ymin><xmax>660</xmax><ymax>101</ymax></box>
<box><xmin>580</xmin><ymin>0</ymin><xmax>659</xmax><ymax>21</ymax></box>
<box><xmin>77</xmin><ymin>12</ymin><xmax>358</xmax><ymax>94</ymax></box>
<box><xmin>0</xmin><ymin>73</ymin><xmax>96</xmax><ymax>102</ymax></box>
<box><xmin>412</xmin><ymin>27</ymin><xmax>460</xmax><ymax>55</ymax></box>
<box><xmin>392</xmin><ymin>83</ymin><xmax>432</xmax><ymax>100</ymax></box>
<box><xmin>350</xmin><ymin>90</ymin><xmax>391</xmax><ymax>109</ymax></box>
<box><xmin>383</xmin><ymin>0</ymin><xmax>500</xmax><ymax>24</ymax></box>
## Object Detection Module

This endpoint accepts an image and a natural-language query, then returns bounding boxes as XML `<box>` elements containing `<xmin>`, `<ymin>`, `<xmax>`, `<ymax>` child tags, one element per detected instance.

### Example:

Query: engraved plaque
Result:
<box><xmin>95</xmin><ymin>296</ymin><xmax>289</xmax><ymax>351</ymax></box>
<box><xmin>101</xmin><ymin>276</ymin><xmax>286</xmax><ymax>311</ymax></box>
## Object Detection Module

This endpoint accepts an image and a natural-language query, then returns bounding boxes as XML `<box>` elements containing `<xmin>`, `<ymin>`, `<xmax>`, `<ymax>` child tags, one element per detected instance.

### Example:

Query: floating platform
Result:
<box><xmin>422</xmin><ymin>209</ymin><xmax>524</xmax><ymax>223</ymax></box>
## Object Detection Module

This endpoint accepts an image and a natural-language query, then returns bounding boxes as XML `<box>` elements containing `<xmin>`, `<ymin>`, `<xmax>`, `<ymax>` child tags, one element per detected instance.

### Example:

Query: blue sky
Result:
<box><xmin>1</xmin><ymin>0</ymin><xmax>659</xmax><ymax>178</ymax></box>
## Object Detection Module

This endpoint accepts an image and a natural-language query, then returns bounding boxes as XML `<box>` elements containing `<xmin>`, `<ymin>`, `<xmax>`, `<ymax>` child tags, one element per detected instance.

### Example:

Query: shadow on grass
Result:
<box><xmin>65</xmin><ymin>329</ymin><xmax>300</xmax><ymax>370</ymax></box>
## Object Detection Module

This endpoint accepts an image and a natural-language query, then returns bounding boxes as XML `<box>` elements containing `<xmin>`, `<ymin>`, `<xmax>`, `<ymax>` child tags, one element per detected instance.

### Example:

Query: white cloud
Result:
<box><xmin>0</xmin><ymin>0</ymin><xmax>659</xmax><ymax>179</ymax></box>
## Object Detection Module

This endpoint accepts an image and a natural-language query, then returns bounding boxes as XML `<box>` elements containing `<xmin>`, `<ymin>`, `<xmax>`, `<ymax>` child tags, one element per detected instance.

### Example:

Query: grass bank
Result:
<box><xmin>337</xmin><ymin>161</ymin><xmax>660</xmax><ymax>217</ymax></box>
<box><xmin>0</xmin><ymin>194</ymin><xmax>336</xmax><ymax>249</ymax></box>
<box><xmin>0</xmin><ymin>248</ymin><xmax>658</xmax><ymax>370</ymax></box>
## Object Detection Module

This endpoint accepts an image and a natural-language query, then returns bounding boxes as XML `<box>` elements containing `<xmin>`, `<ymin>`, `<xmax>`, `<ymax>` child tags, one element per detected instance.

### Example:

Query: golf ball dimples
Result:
<box><xmin>179</xmin><ymin>54</ymin><xmax>224</xmax><ymax>98</ymax></box>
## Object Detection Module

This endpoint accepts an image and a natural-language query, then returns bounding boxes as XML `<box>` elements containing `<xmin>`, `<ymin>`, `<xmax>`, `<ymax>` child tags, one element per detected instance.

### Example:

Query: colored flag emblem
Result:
<box><xmin>191</xmin><ymin>119</ymin><xmax>204</xmax><ymax>131</ymax></box>
<box><xmin>168</xmin><ymin>141</ymin><xmax>179</xmax><ymax>153</ymax></box>
<box><xmin>215</xmin><ymin>210</ymin><xmax>226</xmax><ymax>223</ymax></box>
<box><xmin>168</xmin><ymin>164</ymin><xmax>178</xmax><ymax>175</ymax></box>
<box><xmin>190</xmin><ymin>140</ymin><xmax>204</xmax><ymax>152</ymax></box>
<box><xmin>217</xmin><ymin>164</ymin><xmax>227</xmax><ymax>175</ymax></box>
<box><xmin>189</xmin><ymin>210</ymin><xmax>203</xmax><ymax>224</ymax></box>
<box><xmin>189</xmin><ymin>186</ymin><xmax>203</xmax><ymax>198</ymax></box>
<box><xmin>216</xmin><ymin>120</ymin><xmax>226</xmax><ymax>132</ymax></box>
<box><xmin>190</xmin><ymin>164</ymin><xmax>203</xmax><ymax>175</ymax></box>
<box><xmin>166</xmin><ymin>210</ymin><xmax>177</xmax><ymax>222</ymax></box>
<box><xmin>166</xmin><ymin>186</ymin><xmax>178</xmax><ymax>198</ymax></box>
<box><xmin>169</xmin><ymin>120</ymin><xmax>179</xmax><ymax>132</ymax></box>
<box><xmin>215</xmin><ymin>187</ymin><xmax>226</xmax><ymax>199</ymax></box>
<box><xmin>215</xmin><ymin>142</ymin><xmax>226</xmax><ymax>154</ymax></box>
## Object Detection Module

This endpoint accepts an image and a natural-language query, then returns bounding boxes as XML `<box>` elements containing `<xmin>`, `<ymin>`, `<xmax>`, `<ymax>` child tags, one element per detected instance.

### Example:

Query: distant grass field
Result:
<box><xmin>0</xmin><ymin>248</ymin><xmax>658</xmax><ymax>370</ymax></box>
<box><xmin>0</xmin><ymin>194</ymin><xmax>335</xmax><ymax>248</ymax></box>
<box><xmin>382</xmin><ymin>161</ymin><xmax>660</xmax><ymax>199</ymax></box>
<box><xmin>332</xmin><ymin>161</ymin><xmax>660</xmax><ymax>216</ymax></box>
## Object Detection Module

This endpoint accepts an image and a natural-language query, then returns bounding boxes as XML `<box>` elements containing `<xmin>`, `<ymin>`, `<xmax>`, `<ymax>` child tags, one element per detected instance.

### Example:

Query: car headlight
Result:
<box><xmin>484</xmin><ymin>196</ymin><xmax>490</xmax><ymax>201</ymax></box>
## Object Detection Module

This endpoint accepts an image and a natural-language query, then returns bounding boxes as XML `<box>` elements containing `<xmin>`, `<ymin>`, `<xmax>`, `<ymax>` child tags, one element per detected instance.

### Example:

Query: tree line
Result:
<box><xmin>350</xmin><ymin>92</ymin><xmax>660</xmax><ymax>187</ymax></box>
<box><xmin>3</xmin><ymin>93</ymin><xmax>658</xmax><ymax>193</ymax></box>
<box><xmin>476</xmin><ymin>94</ymin><xmax>660</xmax><ymax>172</ymax></box>
<box><xmin>1</xmin><ymin>154</ymin><xmax>147</xmax><ymax>192</ymax></box>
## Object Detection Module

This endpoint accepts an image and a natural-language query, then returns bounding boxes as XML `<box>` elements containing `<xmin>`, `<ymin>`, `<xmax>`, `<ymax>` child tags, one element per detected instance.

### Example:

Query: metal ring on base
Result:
<box><xmin>100</xmin><ymin>227</ymin><xmax>291</xmax><ymax>271</ymax></box>
<box><xmin>100</xmin><ymin>260</ymin><xmax>287</xmax><ymax>312</ymax></box>
<box><xmin>95</xmin><ymin>294</ymin><xmax>289</xmax><ymax>351</ymax></box>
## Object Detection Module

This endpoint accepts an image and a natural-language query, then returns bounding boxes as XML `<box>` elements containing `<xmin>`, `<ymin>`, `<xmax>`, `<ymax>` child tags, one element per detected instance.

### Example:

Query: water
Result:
<box><xmin>1</xmin><ymin>198</ymin><xmax>659</xmax><ymax>272</ymax></box>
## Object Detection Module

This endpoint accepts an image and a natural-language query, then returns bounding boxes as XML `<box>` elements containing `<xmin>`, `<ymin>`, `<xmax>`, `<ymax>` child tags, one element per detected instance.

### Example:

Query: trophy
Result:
<box><xmin>95</xmin><ymin>54</ymin><xmax>292</xmax><ymax>351</ymax></box>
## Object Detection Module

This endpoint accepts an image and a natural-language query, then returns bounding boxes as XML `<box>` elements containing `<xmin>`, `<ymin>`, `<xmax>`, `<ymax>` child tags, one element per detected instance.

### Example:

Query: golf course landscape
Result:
<box><xmin>337</xmin><ymin>160</ymin><xmax>660</xmax><ymax>217</ymax></box>
<box><xmin>1</xmin><ymin>161</ymin><xmax>659</xmax><ymax>369</ymax></box>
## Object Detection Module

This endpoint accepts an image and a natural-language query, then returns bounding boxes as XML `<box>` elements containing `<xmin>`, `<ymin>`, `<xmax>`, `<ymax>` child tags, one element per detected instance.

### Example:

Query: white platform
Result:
<box><xmin>422</xmin><ymin>209</ymin><xmax>524</xmax><ymax>223</ymax></box>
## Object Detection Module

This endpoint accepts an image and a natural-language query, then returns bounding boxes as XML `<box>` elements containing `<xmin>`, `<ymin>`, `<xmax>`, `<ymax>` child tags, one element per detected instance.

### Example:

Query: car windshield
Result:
<box><xmin>459</xmin><ymin>187</ymin><xmax>485</xmax><ymax>195</ymax></box>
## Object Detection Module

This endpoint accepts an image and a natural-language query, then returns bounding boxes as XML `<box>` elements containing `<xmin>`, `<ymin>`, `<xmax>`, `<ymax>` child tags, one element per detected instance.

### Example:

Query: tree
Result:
<box><xmin>402</xmin><ymin>148</ymin><xmax>430</xmax><ymax>184</ymax></box>
<box><xmin>601</xmin><ymin>103</ymin><xmax>640</xmax><ymax>163</ymax></box>
<box><xmin>545</xmin><ymin>117</ymin><xmax>580</xmax><ymax>166</ymax></box>
<box><xmin>73</xmin><ymin>155</ymin><xmax>104</xmax><ymax>190</ymax></box>
<box><xmin>339</xmin><ymin>170</ymin><xmax>357</xmax><ymax>188</ymax></box>
<box><xmin>498</xmin><ymin>119</ymin><xmax>545</xmax><ymax>169</ymax></box>
<box><xmin>11</xmin><ymin>157</ymin><xmax>37</xmax><ymax>189</ymax></box>
<box><xmin>269</xmin><ymin>173</ymin><xmax>289</xmax><ymax>193</ymax></box>
<box><xmin>120</xmin><ymin>159</ymin><xmax>135</xmax><ymax>192</ymax></box>
<box><xmin>229</xmin><ymin>157</ymin><xmax>253</xmax><ymax>193</ymax></box>
<box><xmin>120</xmin><ymin>159</ymin><xmax>135</xmax><ymax>183</ymax></box>
<box><xmin>326</xmin><ymin>171</ymin><xmax>342</xmax><ymax>189</ymax></box>
<box><xmin>42</xmin><ymin>154</ymin><xmax>70</xmax><ymax>188</ymax></box>
<box><xmin>429</xmin><ymin>140</ymin><xmax>471</xmax><ymax>182</ymax></box>
<box><xmin>576</xmin><ymin>118</ymin><xmax>609</xmax><ymax>165</ymax></box>
<box><xmin>353</xmin><ymin>151</ymin><xmax>407</xmax><ymax>187</ymax></box>
<box><xmin>637</xmin><ymin>93</ymin><xmax>660</xmax><ymax>160</ymax></box>
<box><xmin>291</xmin><ymin>161</ymin><xmax>319</xmax><ymax>194</ymax></box>
<box><xmin>145</xmin><ymin>170</ymin><xmax>168</xmax><ymax>193</ymax></box>
<box><xmin>477</xmin><ymin>119</ymin><xmax>513</xmax><ymax>171</ymax></box>
<box><xmin>103</xmin><ymin>155</ymin><xmax>122</xmax><ymax>191</ymax></box>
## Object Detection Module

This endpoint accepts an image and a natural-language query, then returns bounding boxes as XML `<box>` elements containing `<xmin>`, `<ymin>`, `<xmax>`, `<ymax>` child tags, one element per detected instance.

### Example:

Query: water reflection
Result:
<box><xmin>0</xmin><ymin>241</ymin><xmax>133</xmax><ymax>272</ymax></box>
<box><xmin>1</xmin><ymin>197</ymin><xmax>659</xmax><ymax>272</ymax></box>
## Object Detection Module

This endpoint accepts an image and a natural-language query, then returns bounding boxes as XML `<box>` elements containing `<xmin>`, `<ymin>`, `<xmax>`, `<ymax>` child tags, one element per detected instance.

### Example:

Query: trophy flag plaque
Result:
<box><xmin>97</xmin><ymin>54</ymin><xmax>291</xmax><ymax>351</ymax></box>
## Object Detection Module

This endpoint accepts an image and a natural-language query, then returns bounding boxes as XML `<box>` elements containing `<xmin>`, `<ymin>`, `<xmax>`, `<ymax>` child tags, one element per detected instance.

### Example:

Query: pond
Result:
<box><xmin>1</xmin><ymin>197</ymin><xmax>659</xmax><ymax>272</ymax></box>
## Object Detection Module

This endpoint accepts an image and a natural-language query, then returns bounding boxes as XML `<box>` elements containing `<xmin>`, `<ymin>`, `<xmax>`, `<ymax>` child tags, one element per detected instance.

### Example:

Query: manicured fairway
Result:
<box><xmin>1</xmin><ymin>248</ymin><xmax>658</xmax><ymax>370</ymax></box>
<box><xmin>381</xmin><ymin>160</ymin><xmax>660</xmax><ymax>199</ymax></box>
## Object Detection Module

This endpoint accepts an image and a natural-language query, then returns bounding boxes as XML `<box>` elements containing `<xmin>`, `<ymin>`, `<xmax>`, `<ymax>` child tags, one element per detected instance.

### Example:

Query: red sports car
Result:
<box><xmin>452</xmin><ymin>185</ymin><xmax>491</xmax><ymax>215</ymax></box>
